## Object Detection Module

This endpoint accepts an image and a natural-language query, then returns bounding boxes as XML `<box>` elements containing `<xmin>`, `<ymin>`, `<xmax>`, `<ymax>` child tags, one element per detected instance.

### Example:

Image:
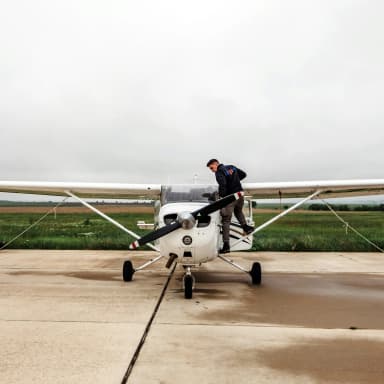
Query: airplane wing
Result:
<box><xmin>0</xmin><ymin>181</ymin><xmax>161</xmax><ymax>199</ymax></box>
<box><xmin>242</xmin><ymin>179</ymin><xmax>384</xmax><ymax>199</ymax></box>
<box><xmin>0</xmin><ymin>179</ymin><xmax>383</xmax><ymax>200</ymax></box>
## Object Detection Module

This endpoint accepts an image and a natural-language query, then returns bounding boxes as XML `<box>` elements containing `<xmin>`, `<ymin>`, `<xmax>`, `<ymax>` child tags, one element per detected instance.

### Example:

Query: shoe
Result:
<box><xmin>219</xmin><ymin>241</ymin><xmax>230</xmax><ymax>254</ymax></box>
<box><xmin>243</xmin><ymin>224</ymin><xmax>255</xmax><ymax>235</ymax></box>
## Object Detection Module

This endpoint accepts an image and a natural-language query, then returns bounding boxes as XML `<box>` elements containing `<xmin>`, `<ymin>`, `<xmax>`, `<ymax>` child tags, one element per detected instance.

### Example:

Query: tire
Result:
<box><xmin>250</xmin><ymin>262</ymin><xmax>262</xmax><ymax>285</ymax></box>
<box><xmin>184</xmin><ymin>274</ymin><xmax>193</xmax><ymax>299</ymax></box>
<box><xmin>122</xmin><ymin>260</ymin><xmax>135</xmax><ymax>282</ymax></box>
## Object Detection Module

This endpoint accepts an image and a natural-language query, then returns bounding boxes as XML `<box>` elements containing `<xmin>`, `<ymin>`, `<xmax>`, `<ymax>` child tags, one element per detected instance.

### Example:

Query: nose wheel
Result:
<box><xmin>183</xmin><ymin>267</ymin><xmax>194</xmax><ymax>299</ymax></box>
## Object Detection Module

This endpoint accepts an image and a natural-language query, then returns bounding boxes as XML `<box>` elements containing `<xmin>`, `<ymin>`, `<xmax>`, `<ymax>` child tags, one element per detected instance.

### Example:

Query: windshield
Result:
<box><xmin>161</xmin><ymin>185</ymin><xmax>218</xmax><ymax>204</ymax></box>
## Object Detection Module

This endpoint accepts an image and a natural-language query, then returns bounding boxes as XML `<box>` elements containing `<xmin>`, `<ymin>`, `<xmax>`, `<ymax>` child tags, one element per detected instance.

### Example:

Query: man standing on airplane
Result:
<box><xmin>207</xmin><ymin>159</ymin><xmax>254</xmax><ymax>253</ymax></box>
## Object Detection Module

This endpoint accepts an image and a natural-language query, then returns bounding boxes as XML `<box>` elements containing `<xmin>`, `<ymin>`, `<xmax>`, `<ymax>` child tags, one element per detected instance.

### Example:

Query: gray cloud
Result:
<box><xmin>0</xmin><ymin>0</ymin><xmax>383</xmax><ymax>190</ymax></box>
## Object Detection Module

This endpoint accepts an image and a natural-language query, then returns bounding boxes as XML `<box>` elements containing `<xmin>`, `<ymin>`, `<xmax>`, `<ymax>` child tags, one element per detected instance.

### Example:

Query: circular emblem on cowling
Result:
<box><xmin>182</xmin><ymin>235</ymin><xmax>193</xmax><ymax>245</ymax></box>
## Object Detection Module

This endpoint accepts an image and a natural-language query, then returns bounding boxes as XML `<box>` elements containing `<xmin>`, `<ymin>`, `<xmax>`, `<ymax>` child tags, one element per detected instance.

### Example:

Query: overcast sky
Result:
<box><xmin>1</xmin><ymin>0</ymin><xmax>383</xmax><ymax>187</ymax></box>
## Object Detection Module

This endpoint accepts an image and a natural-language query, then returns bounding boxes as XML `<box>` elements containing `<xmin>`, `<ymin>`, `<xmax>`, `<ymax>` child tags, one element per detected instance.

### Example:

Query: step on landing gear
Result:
<box><xmin>183</xmin><ymin>267</ymin><xmax>195</xmax><ymax>299</ymax></box>
<box><xmin>249</xmin><ymin>262</ymin><xmax>262</xmax><ymax>285</ymax></box>
<box><xmin>122</xmin><ymin>260</ymin><xmax>135</xmax><ymax>282</ymax></box>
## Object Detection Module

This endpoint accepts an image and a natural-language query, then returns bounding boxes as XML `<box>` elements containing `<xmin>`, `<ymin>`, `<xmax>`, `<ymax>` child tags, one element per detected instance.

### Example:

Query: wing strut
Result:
<box><xmin>65</xmin><ymin>191</ymin><xmax>160</xmax><ymax>252</ymax></box>
<box><xmin>0</xmin><ymin>197</ymin><xmax>69</xmax><ymax>251</ymax></box>
<box><xmin>231</xmin><ymin>189</ymin><xmax>322</xmax><ymax>248</ymax></box>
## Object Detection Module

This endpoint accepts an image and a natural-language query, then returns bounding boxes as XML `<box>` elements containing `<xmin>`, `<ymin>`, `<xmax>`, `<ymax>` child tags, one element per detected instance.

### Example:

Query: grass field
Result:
<box><xmin>0</xmin><ymin>207</ymin><xmax>383</xmax><ymax>252</ymax></box>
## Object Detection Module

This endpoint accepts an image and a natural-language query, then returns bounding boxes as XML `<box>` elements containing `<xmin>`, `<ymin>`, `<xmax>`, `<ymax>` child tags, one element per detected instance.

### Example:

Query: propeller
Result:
<box><xmin>129</xmin><ymin>191</ymin><xmax>244</xmax><ymax>249</ymax></box>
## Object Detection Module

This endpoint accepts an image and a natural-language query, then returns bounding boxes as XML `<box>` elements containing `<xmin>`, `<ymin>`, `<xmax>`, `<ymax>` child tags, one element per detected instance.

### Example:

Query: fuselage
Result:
<box><xmin>158</xmin><ymin>202</ymin><xmax>221</xmax><ymax>266</ymax></box>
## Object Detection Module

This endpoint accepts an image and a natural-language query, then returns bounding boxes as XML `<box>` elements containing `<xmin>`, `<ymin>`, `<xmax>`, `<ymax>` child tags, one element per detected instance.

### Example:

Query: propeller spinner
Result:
<box><xmin>177</xmin><ymin>211</ymin><xmax>196</xmax><ymax>229</ymax></box>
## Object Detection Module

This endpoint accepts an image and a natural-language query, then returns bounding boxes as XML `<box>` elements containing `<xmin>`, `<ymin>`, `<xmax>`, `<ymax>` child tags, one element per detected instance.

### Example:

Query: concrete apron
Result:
<box><xmin>0</xmin><ymin>250</ymin><xmax>383</xmax><ymax>383</ymax></box>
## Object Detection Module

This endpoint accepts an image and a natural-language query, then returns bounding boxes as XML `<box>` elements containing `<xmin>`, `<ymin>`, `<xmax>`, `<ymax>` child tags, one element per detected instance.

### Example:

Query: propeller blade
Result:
<box><xmin>192</xmin><ymin>191</ymin><xmax>244</xmax><ymax>217</ymax></box>
<box><xmin>129</xmin><ymin>221</ymin><xmax>181</xmax><ymax>249</ymax></box>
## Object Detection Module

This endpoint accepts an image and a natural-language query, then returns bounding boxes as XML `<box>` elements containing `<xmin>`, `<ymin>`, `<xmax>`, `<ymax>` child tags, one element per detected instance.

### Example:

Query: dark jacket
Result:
<box><xmin>215</xmin><ymin>164</ymin><xmax>247</xmax><ymax>197</ymax></box>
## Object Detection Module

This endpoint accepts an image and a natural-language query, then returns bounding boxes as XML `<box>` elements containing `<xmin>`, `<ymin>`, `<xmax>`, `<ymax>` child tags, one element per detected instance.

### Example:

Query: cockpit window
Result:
<box><xmin>161</xmin><ymin>185</ymin><xmax>218</xmax><ymax>204</ymax></box>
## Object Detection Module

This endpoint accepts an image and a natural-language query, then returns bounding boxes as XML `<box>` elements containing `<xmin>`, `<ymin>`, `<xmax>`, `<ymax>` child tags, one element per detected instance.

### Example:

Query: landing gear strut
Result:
<box><xmin>183</xmin><ymin>267</ymin><xmax>194</xmax><ymax>299</ymax></box>
<box><xmin>218</xmin><ymin>254</ymin><xmax>262</xmax><ymax>285</ymax></box>
<box><xmin>122</xmin><ymin>260</ymin><xmax>135</xmax><ymax>282</ymax></box>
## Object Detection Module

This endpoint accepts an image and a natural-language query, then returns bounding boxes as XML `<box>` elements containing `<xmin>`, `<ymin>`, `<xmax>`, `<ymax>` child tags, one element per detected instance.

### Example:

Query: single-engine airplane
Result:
<box><xmin>0</xmin><ymin>179</ymin><xmax>383</xmax><ymax>298</ymax></box>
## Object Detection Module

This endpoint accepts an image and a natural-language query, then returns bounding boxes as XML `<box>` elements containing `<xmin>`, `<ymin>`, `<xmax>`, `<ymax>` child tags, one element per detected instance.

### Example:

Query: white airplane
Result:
<box><xmin>0</xmin><ymin>179</ymin><xmax>383</xmax><ymax>299</ymax></box>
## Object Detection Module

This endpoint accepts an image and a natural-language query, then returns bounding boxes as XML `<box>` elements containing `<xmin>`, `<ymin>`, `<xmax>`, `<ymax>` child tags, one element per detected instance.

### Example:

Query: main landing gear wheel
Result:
<box><xmin>250</xmin><ymin>262</ymin><xmax>262</xmax><ymax>285</ymax></box>
<box><xmin>183</xmin><ymin>271</ymin><xmax>194</xmax><ymax>299</ymax></box>
<box><xmin>122</xmin><ymin>260</ymin><xmax>135</xmax><ymax>282</ymax></box>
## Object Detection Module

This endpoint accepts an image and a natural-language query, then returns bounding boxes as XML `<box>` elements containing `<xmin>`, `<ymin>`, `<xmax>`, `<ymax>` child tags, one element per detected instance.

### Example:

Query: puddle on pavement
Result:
<box><xmin>250</xmin><ymin>337</ymin><xmax>384</xmax><ymax>384</ymax></box>
<box><xmin>8</xmin><ymin>270</ymin><xmax>121</xmax><ymax>281</ymax></box>
<box><xmin>193</xmin><ymin>272</ymin><xmax>384</xmax><ymax>329</ymax></box>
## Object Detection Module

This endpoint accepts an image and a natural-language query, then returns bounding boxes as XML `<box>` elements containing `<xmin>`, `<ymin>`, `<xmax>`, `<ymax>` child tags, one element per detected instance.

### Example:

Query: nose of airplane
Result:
<box><xmin>177</xmin><ymin>211</ymin><xmax>196</xmax><ymax>229</ymax></box>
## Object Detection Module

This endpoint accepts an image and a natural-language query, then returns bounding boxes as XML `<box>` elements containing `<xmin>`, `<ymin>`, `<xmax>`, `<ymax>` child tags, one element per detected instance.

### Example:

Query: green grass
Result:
<box><xmin>0</xmin><ymin>213</ymin><xmax>151</xmax><ymax>250</ymax></box>
<box><xmin>0</xmin><ymin>211</ymin><xmax>383</xmax><ymax>252</ymax></box>
<box><xmin>252</xmin><ymin>211</ymin><xmax>384</xmax><ymax>252</ymax></box>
